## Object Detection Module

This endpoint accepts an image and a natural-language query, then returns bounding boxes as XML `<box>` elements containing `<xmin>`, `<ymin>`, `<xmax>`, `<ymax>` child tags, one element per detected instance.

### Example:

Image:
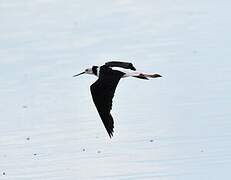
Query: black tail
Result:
<box><xmin>149</xmin><ymin>74</ymin><xmax>162</xmax><ymax>78</ymax></box>
<box><xmin>133</xmin><ymin>74</ymin><xmax>149</xmax><ymax>80</ymax></box>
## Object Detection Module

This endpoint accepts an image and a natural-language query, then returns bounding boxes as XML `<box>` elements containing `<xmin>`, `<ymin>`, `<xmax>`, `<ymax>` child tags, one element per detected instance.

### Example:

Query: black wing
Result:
<box><xmin>90</xmin><ymin>66</ymin><xmax>125</xmax><ymax>138</ymax></box>
<box><xmin>105</xmin><ymin>61</ymin><xmax>136</xmax><ymax>71</ymax></box>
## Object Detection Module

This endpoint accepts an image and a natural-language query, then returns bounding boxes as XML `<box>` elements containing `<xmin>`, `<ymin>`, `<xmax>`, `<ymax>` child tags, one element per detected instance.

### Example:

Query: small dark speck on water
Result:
<box><xmin>23</xmin><ymin>105</ymin><xmax>28</xmax><ymax>109</ymax></box>
<box><xmin>149</xmin><ymin>139</ymin><xmax>154</xmax><ymax>142</ymax></box>
<box><xmin>26</xmin><ymin>137</ymin><xmax>30</xmax><ymax>141</ymax></box>
<box><xmin>3</xmin><ymin>172</ymin><xmax>6</xmax><ymax>175</ymax></box>
<box><xmin>33</xmin><ymin>153</ymin><xmax>37</xmax><ymax>156</ymax></box>
<box><xmin>97</xmin><ymin>150</ymin><xmax>101</xmax><ymax>154</ymax></box>
<box><xmin>201</xmin><ymin>150</ymin><xmax>204</xmax><ymax>152</ymax></box>
<box><xmin>82</xmin><ymin>148</ymin><xmax>86</xmax><ymax>152</ymax></box>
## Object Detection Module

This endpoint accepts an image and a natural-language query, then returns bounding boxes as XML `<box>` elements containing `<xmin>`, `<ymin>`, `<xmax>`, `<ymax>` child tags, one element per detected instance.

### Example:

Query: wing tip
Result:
<box><xmin>107</xmin><ymin>128</ymin><xmax>114</xmax><ymax>138</ymax></box>
<box><xmin>109</xmin><ymin>133</ymin><xmax>113</xmax><ymax>138</ymax></box>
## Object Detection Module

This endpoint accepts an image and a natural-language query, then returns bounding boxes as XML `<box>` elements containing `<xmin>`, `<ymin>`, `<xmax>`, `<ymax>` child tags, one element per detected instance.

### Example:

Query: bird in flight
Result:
<box><xmin>73</xmin><ymin>61</ymin><xmax>161</xmax><ymax>138</ymax></box>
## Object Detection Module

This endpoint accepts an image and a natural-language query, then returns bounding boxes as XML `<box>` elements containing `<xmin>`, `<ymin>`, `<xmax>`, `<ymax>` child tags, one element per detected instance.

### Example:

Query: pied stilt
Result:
<box><xmin>73</xmin><ymin>61</ymin><xmax>161</xmax><ymax>138</ymax></box>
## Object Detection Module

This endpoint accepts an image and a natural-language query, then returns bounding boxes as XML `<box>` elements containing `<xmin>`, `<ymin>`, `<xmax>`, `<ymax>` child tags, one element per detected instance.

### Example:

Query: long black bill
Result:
<box><xmin>73</xmin><ymin>72</ymin><xmax>85</xmax><ymax>77</ymax></box>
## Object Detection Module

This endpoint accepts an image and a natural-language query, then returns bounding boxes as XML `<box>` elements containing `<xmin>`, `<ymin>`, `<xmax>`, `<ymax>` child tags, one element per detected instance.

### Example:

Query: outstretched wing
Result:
<box><xmin>105</xmin><ymin>61</ymin><xmax>136</xmax><ymax>71</ymax></box>
<box><xmin>90</xmin><ymin>66</ymin><xmax>125</xmax><ymax>138</ymax></box>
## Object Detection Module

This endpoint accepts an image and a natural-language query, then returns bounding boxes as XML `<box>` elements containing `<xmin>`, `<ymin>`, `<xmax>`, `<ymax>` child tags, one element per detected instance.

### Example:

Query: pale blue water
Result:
<box><xmin>0</xmin><ymin>0</ymin><xmax>231</xmax><ymax>179</ymax></box>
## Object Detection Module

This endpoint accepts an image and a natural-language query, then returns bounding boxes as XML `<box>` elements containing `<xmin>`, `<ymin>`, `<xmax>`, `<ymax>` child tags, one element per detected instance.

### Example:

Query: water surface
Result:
<box><xmin>0</xmin><ymin>0</ymin><xmax>231</xmax><ymax>179</ymax></box>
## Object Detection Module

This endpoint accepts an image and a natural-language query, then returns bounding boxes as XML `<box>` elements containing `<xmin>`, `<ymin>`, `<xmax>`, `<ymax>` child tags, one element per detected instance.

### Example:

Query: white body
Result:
<box><xmin>111</xmin><ymin>67</ymin><xmax>155</xmax><ymax>78</ymax></box>
<box><xmin>84</xmin><ymin>66</ymin><xmax>160</xmax><ymax>79</ymax></box>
